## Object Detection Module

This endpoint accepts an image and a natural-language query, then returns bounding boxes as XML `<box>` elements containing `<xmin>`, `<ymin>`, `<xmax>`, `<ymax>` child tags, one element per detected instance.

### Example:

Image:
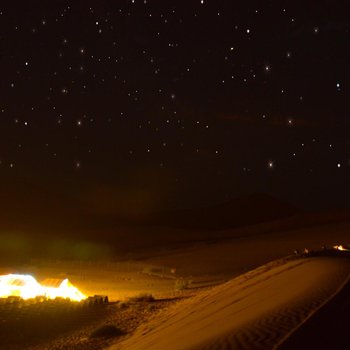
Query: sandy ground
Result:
<box><xmin>279</xmin><ymin>262</ymin><xmax>350</xmax><ymax>349</ymax></box>
<box><xmin>0</xmin><ymin>261</ymin><xmax>198</xmax><ymax>350</ymax></box>
<box><xmin>0</xmin><ymin>215</ymin><xmax>349</xmax><ymax>349</ymax></box>
<box><xmin>109</xmin><ymin>256</ymin><xmax>350</xmax><ymax>350</ymax></box>
<box><xmin>136</xmin><ymin>219</ymin><xmax>350</xmax><ymax>277</ymax></box>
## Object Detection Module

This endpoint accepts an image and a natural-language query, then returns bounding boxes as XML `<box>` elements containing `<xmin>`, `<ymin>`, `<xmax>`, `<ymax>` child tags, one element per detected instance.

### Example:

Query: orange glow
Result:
<box><xmin>0</xmin><ymin>274</ymin><xmax>86</xmax><ymax>301</ymax></box>
<box><xmin>333</xmin><ymin>245</ymin><xmax>349</xmax><ymax>251</ymax></box>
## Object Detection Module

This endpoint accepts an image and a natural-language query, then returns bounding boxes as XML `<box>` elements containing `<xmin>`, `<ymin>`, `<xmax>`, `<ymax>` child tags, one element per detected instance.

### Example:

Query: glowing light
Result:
<box><xmin>333</xmin><ymin>245</ymin><xmax>349</xmax><ymax>251</ymax></box>
<box><xmin>0</xmin><ymin>274</ymin><xmax>86</xmax><ymax>301</ymax></box>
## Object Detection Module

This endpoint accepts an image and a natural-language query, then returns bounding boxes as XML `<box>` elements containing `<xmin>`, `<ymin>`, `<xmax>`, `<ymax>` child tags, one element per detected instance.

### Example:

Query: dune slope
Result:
<box><xmin>279</xmin><ymin>262</ymin><xmax>350</xmax><ymax>349</ymax></box>
<box><xmin>110</xmin><ymin>257</ymin><xmax>350</xmax><ymax>350</ymax></box>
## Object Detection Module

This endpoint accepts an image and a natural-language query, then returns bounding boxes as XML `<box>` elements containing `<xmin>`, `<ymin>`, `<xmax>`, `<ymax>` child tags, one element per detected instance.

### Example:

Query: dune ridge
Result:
<box><xmin>110</xmin><ymin>257</ymin><xmax>350</xmax><ymax>350</ymax></box>
<box><xmin>273</xmin><ymin>258</ymin><xmax>350</xmax><ymax>349</ymax></box>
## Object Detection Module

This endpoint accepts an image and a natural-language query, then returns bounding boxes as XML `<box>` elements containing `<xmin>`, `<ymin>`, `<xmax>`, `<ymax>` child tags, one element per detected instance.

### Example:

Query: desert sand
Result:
<box><xmin>1</xmin><ymin>207</ymin><xmax>350</xmax><ymax>349</ymax></box>
<box><xmin>109</xmin><ymin>256</ymin><xmax>350</xmax><ymax>350</ymax></box>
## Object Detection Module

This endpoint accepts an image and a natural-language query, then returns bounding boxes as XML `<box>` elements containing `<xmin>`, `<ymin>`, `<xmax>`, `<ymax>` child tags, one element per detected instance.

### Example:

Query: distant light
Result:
<box><xmin>337</xmin><ymin>163</ymin><xmax>341</xmax><ymax>168</ymax></box>
<box><xmin>246</xmin><ymin>29</ymin><xmax>250</xmax><ymax>34</ymax></box>
<box><xmin>334</xmin><ymin>245</ymin><xmax>349</xmax><ymax>251</ymax></box>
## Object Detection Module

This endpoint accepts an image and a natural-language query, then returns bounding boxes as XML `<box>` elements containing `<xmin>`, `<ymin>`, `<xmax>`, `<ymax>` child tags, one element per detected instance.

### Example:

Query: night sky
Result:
<box><xmin>1</xmin><ymin>1</ymin><xmax>350</xmax><ymax>220</ymax></box>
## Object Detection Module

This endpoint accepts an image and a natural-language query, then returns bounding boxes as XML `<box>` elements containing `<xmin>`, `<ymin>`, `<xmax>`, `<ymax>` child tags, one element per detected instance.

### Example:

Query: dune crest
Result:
<box><xmin>110</xmin><ymin>257</ymin><xmax>350</xmax><ymax>350</ymax></box>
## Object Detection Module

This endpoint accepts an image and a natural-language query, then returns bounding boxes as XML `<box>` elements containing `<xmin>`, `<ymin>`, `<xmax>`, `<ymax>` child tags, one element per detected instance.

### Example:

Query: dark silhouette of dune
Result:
<box><xmin>152</xmin><ymin>193</ymin><xmax>301</xmax><ymax>231</ymax></box>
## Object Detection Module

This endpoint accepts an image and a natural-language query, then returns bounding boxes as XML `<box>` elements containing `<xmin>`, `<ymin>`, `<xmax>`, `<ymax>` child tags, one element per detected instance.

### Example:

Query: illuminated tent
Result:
<box><xmin>0</xmin><ymin>274</ymin><xmax>86</xmax><ymax>301</ymax></box>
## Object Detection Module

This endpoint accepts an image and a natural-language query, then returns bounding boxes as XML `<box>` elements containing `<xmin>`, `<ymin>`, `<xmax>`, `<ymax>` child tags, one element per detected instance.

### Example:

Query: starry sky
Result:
<box><xmin>1</xmin><ymin>0</ymin><xmax>349</xmax><ymax>221</ymax></box>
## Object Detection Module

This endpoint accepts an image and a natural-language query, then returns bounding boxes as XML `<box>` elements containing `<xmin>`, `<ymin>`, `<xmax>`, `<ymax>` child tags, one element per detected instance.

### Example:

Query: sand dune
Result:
<box><xmin>279</xmin><ymin>259</ymin><xmax>350</xmax><ymax>349</ymax></box>
<box><xmin>109</xmin><ymin>257</ymin><xmax>350</xmax><ymax>350</ymax></box>
<box><xmin>151</xmin><ymin>193</ymin><xmax>300</xmax><ymax>231</ymax></box>
<box><xmin>1</xmin><ymin>204</ymin><xmax>350</xmax><ymax>349</ymax></box>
